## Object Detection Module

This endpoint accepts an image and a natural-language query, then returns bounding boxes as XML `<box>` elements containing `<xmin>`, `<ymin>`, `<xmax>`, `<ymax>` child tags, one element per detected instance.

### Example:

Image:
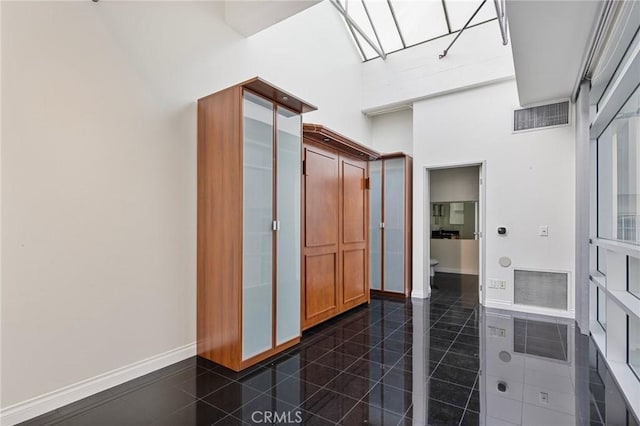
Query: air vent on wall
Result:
<box><xmin>514</xmin><ymin>269</ymin><xmax>568</xmax><ymax>310</ymax></box>
<box><xmin>514</xmin><ymin>101</ymin><xmax>569</xmax><ymax>132</ymax></box>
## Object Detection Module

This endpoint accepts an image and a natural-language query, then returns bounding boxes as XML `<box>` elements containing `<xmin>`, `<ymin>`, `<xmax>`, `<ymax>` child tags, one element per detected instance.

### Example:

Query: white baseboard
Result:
<box><xmin>1</xmin><ymin>342</ymin><xmax>196</xmax><ymax>426</ymax></box>
<box><xmin>484</xmin><ymin>299</ymin><xmax>575</xmax><ymax>320</ymax></box>
<box><xmin>483</xmin><ymin>299</ymin><xmax>512</xmax><ymax>310</ymax></box>
<box><xmin>411</xmin><ymin>288</ymin><xmax>430</xmax><ymax>299</ymax></box>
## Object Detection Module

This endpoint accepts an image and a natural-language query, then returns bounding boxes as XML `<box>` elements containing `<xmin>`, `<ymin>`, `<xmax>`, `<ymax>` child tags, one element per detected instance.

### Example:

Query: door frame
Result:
<box><xmin>424</xmin><ymin>161</ymin><xmax>486</xmax><ymax>305</ymax></box>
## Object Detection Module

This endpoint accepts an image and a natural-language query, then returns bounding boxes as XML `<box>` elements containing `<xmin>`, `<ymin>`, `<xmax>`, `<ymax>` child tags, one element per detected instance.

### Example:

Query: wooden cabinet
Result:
<box><xmin>369</xmin><ymin>154</ymin><xmax>413</xmax><ymax>297</ymax></box>
<box><xmin>197</xmin><ymin>78</ymin><xmax>316</xmax><ymax>371</ymax></box>
<box><xmin>301</xmin><ymin>124</ymin><xmax>378</xmax><ymax>330</ymax></box>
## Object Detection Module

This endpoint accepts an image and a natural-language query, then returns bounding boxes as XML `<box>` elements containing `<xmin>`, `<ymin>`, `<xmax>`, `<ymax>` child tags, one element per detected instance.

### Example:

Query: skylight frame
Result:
<box><xmin>336</xmin><ymin>0</ymin><xmax>500</xmax><ymax>62</ymax></box>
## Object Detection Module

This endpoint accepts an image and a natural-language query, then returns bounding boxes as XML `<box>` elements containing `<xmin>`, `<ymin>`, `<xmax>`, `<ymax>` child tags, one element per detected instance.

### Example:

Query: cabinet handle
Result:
<box><xmin>272</xmin><ymin>220</ymin><xmax>281</xmax><ymax>231</ymax></box>
<box><xmin>380</xmin><ymin>222</ymin><xmax>385</xmax><ymax>229</ymax></box>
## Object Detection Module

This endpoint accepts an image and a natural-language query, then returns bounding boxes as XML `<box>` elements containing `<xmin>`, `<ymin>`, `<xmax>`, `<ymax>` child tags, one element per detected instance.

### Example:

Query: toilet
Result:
<box><xmin>430</xmin><ymin>258</ymin><xmax>439</xmax><ymax>277</ymax></box>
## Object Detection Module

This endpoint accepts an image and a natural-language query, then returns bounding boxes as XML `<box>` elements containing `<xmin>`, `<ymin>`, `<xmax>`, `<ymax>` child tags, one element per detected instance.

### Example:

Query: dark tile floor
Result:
<box><xmin>20</xmin><ymin>273</ymin><xmax>639</xmax><ymax>425</ymax></box>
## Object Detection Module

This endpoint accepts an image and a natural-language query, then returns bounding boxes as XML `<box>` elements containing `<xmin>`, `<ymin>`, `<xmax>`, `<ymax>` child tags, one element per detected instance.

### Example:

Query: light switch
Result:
<box><xmin>539</xmin><ymin>225</ymin><xmax>549</xmax><ymax>237</ymax></box>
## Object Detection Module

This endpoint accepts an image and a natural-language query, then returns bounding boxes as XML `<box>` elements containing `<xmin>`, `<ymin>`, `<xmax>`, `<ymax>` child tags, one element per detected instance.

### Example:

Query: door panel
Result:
<box><xmin>304</xmin><ymin>253</ymin><xmax>337</xmax><ymax>321</ymax></box>
<box><xmin>242</xmin><ymin>92</ymin><xmax>274</xmax><ymax>360</ymax></box>
<box><xmin>369</xmin><ymin>161</ymin><xmax>382</xmax><ymax>291</ymax></box>
<box><xmin>342</xmin><ymin>161</ymin><xmax>366</xmax><ymax>244</ymax></box>
<box><xmin>276</xmin><ymin>107</ymin><xmax>301</xmax><ymax>345</ymax></box>
<box><xmin>383</xmin><ymin>158</ymin><xmax>405</xmax><ymax>294</ymax></box>
<box><xmin>304</xmin><ymin>148</ymin><xmax>339</xmax><ymax>247</ymax></box>
<box><xmin>302</xmin><ymin>142</ymin><xmax>340</xmax><ymax>329</ymax></box>
<box><xmin>343</xmin><ymin>249</ymin><xmax>366</xmax><ymax>303</ymax></box>
<box><xmin>339</xmin><ymin>156</ymin><xmax>369</xmax><ymax>310</ymax></box>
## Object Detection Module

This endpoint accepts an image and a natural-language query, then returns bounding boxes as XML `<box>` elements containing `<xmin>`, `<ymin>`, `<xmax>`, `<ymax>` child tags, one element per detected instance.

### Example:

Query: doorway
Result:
<box><xmin>426</xmin><ymin>163</ymin><xmax>485</xmax><ymax>305</ymax></box>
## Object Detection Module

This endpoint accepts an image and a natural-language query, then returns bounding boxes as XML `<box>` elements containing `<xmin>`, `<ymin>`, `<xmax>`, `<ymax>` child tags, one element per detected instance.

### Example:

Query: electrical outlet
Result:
<box><xmin>488</xmin><ymin>326</ymin><xmax>506</xmax><ymax>337</ymax></box>
<box><xmin>539</xmin><ymin>225</ymin><xmax>549</xmax><ymax>237</ymax></box>
<box><xmin>489</xmin><ymin>279</ymin><xmax>507</xmax><ymax>289</ymax></box>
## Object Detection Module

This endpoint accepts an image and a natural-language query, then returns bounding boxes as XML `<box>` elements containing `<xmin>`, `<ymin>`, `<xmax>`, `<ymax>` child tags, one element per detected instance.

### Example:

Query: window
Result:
<box><xmin>597</xmin><ymin>84</ymin><xmax>640</xmax><ymax>245</ymax></box>
<box><xmin>630</xmin><ymin>256</ymin><xmax>640</xmax><ymax>299</ymax></box>
<box><xmin>335</xmin><ymin>0</ymin><xmax>498</xmax><ymax>61</ymax></box>
<box><xmin>629</xmin><ymin>315</ymin><xmax>640</xmax><ymax>379</ymax></box>
<box><xmin>597</xmin><ymin>287</ymin><xmax>607</xmax><ymax>330</ymax></box>
<box><xmin>598</xmin><ymin>246</ymin><xmax>607</xmax><ymax>274</ymax></box>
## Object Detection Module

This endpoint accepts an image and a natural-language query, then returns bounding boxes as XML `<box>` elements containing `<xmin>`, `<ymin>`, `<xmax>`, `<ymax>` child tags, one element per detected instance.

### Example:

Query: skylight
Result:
<box><xmin>332</xmin><ymin>0</ymin><xmax>506</xmax><ymax>61</ymax></box>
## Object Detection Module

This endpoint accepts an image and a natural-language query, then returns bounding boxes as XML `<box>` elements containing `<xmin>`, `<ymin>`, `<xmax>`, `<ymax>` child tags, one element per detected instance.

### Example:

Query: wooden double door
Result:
<box><xmin>301</xmin><ymin>140</ymin><xmax>369</xmax><ymax>330</ymax></box>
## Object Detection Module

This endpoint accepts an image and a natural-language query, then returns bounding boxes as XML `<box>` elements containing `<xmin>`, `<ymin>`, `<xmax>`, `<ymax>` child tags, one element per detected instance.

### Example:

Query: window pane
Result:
<box><xmin>354</xmin><ymin>29</ymin><xmax>380</xmax><ymax>60</ymax></box>
<box><xmin>391</xmin><ymin>0</ymin><xmax>449</xmax><ymax>46</ymax></box>
<box><xmin>597</xmin><ymin>287</ymin><xmax>606</xmax><ymax>330</ymax></box>
<box><xmin>346</xmin><ymin>0</ymin><xmax>379</xmax><ymax>51</ymax></box>
<box><xmin>365</xmin><ymin>0</ymin><xmax>404</xmax><ymax>53</ymax></box>
<box><xmin>242</xmin><ymin>92</ymin><xmax>274</xmax><ymax>360</ymax></box>
<box><xmin>598</xmin><ymin>247</ymin><xmax>607</xmax><ymax>274</ymax></box>
<box><xmin>630</xmin><ymin>256</ymin><xmax>640</xmax><ymax>299</ymax></box>
<box><xmin>630</xmin><ymin>315</ymin><xmax>640</xmax><ymax>378</ymax></box>
<box><xmin>597</xmin><ymin>84</ymin><xmax>640</xmax><ymax>245</ymax></box>
<box><xmin>445</xmin><ymin>0</ymin><xmax>496</xmax><ymax>31</ymax></box>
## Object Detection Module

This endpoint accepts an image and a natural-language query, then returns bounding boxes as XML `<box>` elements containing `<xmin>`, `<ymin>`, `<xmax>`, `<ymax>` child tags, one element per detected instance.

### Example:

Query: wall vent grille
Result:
<box><xmin>514</xmin><ymin>101</ymin><xmax>569</xmax><ymax>131</ymax></box>
<box><xmin>514</xmin><ymin>269</ymin><xmax>568</xmax><ymax>310</ymax></box>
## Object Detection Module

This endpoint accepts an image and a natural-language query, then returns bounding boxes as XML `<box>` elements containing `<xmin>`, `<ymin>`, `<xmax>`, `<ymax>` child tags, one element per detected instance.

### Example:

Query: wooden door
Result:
<box><xmin>339</xmin><ymin>155</ymin><xmax>369</xmax><ymax>310</ymax></box>
<box><xmin>301</xmin><ymin>142</ymin><xmax>340</xmax><ymax>329</ymax></box>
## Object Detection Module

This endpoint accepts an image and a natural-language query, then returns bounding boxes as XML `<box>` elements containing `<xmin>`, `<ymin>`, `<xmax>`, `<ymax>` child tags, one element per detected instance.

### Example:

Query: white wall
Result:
<box><xmin>430</xmin><ymin>166</ymin><xmax>479</xmax><ymax>202</ymax></box>
<box><xmin>1</xmin><ymin>0</ymin><xmax>368</xmax><ymax>410</ymax></box>
<box><xmin>362</xmin><ymin>22</ymin><xmax>514</xmax><ymax>113</ymax></box>
<box><xmin>370</xmin><ymin>109</ymin><xmax>413</xmax><ymax>155</ymax></box>
<box><xmin>413</xmin><ymin>80</ymin><xmax>576</xmax><ymax>312</ymax></box>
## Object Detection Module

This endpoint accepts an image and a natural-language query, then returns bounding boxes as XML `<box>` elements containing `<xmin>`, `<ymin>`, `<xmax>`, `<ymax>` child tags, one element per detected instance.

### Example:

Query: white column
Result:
<box><xmin>575</xmin><ymin>80</ymin><xmax>591</xmax><ymax>334</ymax></box>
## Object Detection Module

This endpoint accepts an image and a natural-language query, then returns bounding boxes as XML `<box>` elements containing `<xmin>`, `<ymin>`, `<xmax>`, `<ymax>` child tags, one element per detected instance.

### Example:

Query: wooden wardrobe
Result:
<box><xmin>301</xmin><ymin>124</ymin><xmax>379</xmax><ymax>330</ymax></box>
<box><xmin>197</xmin><ymin>78</ymin><xmax>316</xmax><ymax>371</ymax></box>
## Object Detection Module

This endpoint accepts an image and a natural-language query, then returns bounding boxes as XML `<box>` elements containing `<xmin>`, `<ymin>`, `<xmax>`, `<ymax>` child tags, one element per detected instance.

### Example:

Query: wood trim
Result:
<box><xmin>379</xmin><ymin>152</ymin><xmax>413</xmax><ymax>160</ymax></box>
<box><xmin>242</xmin><ymin>77</ymin><xmax>317</xmax><ymax>114</ymax></box>
<box><xmin>303</xmin><ymin>123</ymin><xmax>381</xmax><ymax>160</ymax></box>
<box><xmin>337</xmin><ymin>152</ymin><xmax>344</xmax><ymax>312</ymax></box>
<box><xmin>237</xmin><ymin>337</ymin><xmax>300</xmax><ymax>371</ymax></box>
<box><xmin>370</xmin><ymin>289</ymin><xmax>406</xmax><ymax>299</ymax></box>
<box><xmin>371</xmin><ymin>154</ymin><xmax>413</xmax><ymax>298</ymax></box>
<box><xmin>404</xmin><ymin>156</ymin><xmax>413</xmax><ymax>297</ymax></box>
<box><xmin>197</xmin><ymin>85</ymin><xmax>243</xmax><ymax>371</ymax></box>
<box><xmin>381</xmin><ymin>159</ymin><xmax>386</xmax><ymax>292</ymax></box>
<box><xmin>271</xmin><ymin>100</ymin><xmax>278</xmax><ymax>352</ymax></box>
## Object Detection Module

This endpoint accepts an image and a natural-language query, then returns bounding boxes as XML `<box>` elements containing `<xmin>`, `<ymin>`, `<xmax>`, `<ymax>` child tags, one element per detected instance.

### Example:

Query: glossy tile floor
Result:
<box><xmin>21</xmin><ymin>273</ymin><xmax>639</xmax><ymax>425</ymax></box>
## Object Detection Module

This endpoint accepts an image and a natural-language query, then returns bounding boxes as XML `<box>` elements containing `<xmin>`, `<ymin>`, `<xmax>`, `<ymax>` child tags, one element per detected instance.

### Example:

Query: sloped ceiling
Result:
<box><xmin>507</xmin><ymin>0</ymin><xmax>603</xmax><ymax>106</ymax></box>
<box><xmin>224</xmin><ymin>0</ymin><xmax>321</xmax><ymax>37</ymax></box>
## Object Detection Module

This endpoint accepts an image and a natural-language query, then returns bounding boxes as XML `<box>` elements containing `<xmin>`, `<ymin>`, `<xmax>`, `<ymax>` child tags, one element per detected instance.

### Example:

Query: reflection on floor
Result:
<box><xmin>431</xmin><ymin>272</ymin><xmax>479</xmax><ymax>306</ymax></box>
<box><xmin>19</xmin><ymin>277</ymin><xmax>639</xmax><ymax>425</ymax></box>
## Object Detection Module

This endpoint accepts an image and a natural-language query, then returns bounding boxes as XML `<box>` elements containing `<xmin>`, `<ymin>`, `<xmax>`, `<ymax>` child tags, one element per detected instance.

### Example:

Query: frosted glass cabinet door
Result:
<box><xmin>242</xmin><ymin>92</ymin><xmax>274</xmax><ymax>360</ymax></box>
<box><xmin>369</xmin><ymin>161</ymin><xmax>382</xmax><ymax>290</ymax></box>
<box><xmin>276</xmin><ymin>107</ymin><xmax>301</xmax><ymax>345</ymax></box>
<box><xmin>383</xmin><ymin>158</ymin><xmax>405</xmax><ymax>293</ymax></box>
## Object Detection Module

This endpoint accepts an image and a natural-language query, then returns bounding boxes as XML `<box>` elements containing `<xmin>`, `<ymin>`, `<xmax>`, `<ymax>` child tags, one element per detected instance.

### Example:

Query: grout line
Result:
<box><xmin>334</xmin><ymin>305</ymin><xmax>416</xmax><ymax>424</ymax></box>
<box><xmin>458</xmin><ymin>374</ymin><xmax>479</xmax><ymax>426</ymax></box>
<box><xmin>430</xmin><ymin>297</ymin><xmax>476</xmax><ymax>379</ymax></box>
